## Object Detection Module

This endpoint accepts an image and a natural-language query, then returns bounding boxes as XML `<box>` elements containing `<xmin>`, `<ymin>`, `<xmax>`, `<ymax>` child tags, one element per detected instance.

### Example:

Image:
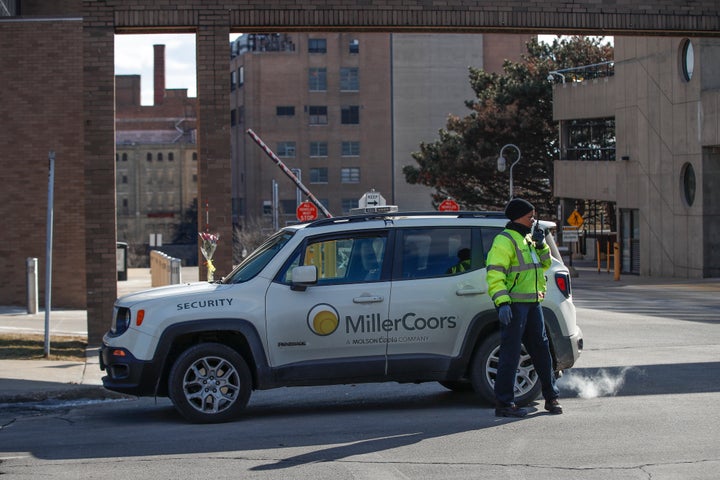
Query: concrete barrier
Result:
<box><xmin>150</xmin><ymin>250</ymin><xmax>182</xmax><ymax>287</ymax></box>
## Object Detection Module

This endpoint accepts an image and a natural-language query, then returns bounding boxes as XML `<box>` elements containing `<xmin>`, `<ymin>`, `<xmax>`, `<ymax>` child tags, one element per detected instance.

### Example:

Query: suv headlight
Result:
<box><xmin>111</xmin><ymin>307</ymin><xmax>132</xmax><ymax>336</ymax></box>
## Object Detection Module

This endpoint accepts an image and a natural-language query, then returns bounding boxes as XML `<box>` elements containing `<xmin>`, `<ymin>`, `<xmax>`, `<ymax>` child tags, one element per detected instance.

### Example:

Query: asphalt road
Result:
<box><xmin>1</xmin><ymin>276</ymin><xmax>719</xmax><ymax>479</ymax></box>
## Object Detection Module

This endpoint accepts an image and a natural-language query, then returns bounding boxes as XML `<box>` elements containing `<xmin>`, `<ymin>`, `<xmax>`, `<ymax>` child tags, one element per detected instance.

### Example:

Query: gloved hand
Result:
<box><xmin>532</xmin><ymin>226</ymin><xmax>545</xmax><ymax>247</ymax></box>
<box><xmin>498</xmin><ymin>304</ymin><xmax>512</xmax><ymax>326</ymax></box>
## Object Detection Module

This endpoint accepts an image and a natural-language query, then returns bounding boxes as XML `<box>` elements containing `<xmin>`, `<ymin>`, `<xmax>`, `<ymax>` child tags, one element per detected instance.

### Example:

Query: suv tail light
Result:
<box><xmin>554</xmin><ymin>272</ymin><xmax>572</xmax><ymax>298</ymax></box>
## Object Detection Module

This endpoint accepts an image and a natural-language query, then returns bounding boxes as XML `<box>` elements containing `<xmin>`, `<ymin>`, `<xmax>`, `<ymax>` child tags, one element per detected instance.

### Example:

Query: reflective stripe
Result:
<box><xmin>499</xmin><ymin>231</ymin><xmax>541</xmax><ymax>268</ymax></box>
<box><xmin>508</xmin><ymin>263</ymin><xmax>537</xmax><ymax>273</ymax></box>
<box><xmin>539</xmin><ymin>250</ymin><xmax>551</xmax><ymax>262</ymax></box>
<box><xmin>508</xmin><ymin>292</ymin><xmax>539</xmax><ymax>301</ymax></box>
<box><xmin>487</xmin><ymin>265</ymin><xmax>508</xmax><ymax>274</ymax></box>
<box><xmin>492</xmin><ymin>290</ymin><xmax>509</xmax><ymax>302</ymax></box>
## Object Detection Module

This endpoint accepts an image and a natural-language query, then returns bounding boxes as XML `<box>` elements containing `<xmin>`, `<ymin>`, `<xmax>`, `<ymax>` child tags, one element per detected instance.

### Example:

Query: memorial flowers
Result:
<box><xmin>199</xmin><ymin>232</ymin><xmax>219</xmax><ymax>281</ymax></box>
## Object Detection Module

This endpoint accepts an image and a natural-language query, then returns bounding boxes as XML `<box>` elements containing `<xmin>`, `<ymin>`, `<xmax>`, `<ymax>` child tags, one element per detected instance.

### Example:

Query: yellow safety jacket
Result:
<box><xmin>486</xmin><ymin>228</ymin><xmax>552</xmax><ymax>306</ymax></box>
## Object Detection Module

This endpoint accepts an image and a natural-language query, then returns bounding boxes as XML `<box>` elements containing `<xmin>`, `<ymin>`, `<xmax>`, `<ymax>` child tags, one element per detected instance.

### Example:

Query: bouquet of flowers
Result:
<box><xmin>199</xmin><ymin>232</ymin><xmax>219</xmax><ymax>281</ymax></box>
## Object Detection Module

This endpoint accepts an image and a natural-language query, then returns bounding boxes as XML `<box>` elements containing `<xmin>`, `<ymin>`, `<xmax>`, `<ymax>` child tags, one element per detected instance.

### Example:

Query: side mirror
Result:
<box><xmin>290</xmin><ymin>265</ymin><xmax>318</xmax><ymax>291</ymax></box>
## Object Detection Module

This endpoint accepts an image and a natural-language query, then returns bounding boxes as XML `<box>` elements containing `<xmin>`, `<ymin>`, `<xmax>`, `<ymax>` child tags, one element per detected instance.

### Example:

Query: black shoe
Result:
<box><xmin>544</xmin><ymin>398</ymin><xmax>563</xmax><ymax>414</ymax></box>
<box><xmin>495</xmin><ymin>404</ymin><xmax>529</xmax><ymax>417</ymax></box>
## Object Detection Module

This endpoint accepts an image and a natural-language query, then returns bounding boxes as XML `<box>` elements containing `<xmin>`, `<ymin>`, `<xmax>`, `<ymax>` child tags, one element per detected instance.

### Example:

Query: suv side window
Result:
<box><xmin>480</xmin><ymin>226</ymin><xmax>504</xmax><ymax>261</ymax></box>
<box><xmin>280</xmin><ymin>232</ymin><xmax>388</xmax><ymax>285</ymax></box>
<box><xmin>395</xmin><ymin>227</ymin><xmax>480</xmax><ymax>279</ymax></box>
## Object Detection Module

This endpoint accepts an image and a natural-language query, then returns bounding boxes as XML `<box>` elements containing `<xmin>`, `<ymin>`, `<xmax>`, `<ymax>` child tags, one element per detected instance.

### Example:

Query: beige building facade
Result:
<box><xmin>553</xmin><ymin>37</ymin><xmax>720</xmax><ymax>278</ymax></box>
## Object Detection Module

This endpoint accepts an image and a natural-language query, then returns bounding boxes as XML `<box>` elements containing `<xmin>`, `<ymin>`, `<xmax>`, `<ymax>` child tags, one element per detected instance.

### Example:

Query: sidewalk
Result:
<box><xmin>1</xmin><ymin>263</ymin><xmax>718</xmax><ymax>405</ymax></box>
<box><xmin>0</xmin><ymin>267</ymin><xmax>198</xmax><ymax>404</ymax></box>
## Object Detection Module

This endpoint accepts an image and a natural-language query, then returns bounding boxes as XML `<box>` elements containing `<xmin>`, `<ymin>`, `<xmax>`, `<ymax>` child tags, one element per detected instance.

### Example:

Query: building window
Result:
<box><xmin>231</xmin><ymin>70</ymin><xmax>237</xmax><ymax>91</ymax></box>
<box><xmin>340</xmin><ymin>67</ymin><xmax>359</xmax><ymax>91</ymax></box>
<box><xmin>681</xmin><ymin>162</ymin><xmax>696</xmax><ymax>206</ymax></box>
<box><xmin>341</xmin><ymin>198</ymin><xmax>358</xmax><ymax>213</ymax></box>
<box><xmin>565</xmin><ymin>118</ymin><xmax>615</xmax><ymax>161</ymax></box>
<box><xmin>192</xmin><ymin>152</ymin><xmax>197</xmax><ymax>161</ymax></box>
<box><xmin>157</xmin><ymin>153</ymin><xmax>163</xmax><ymax>161</ymax></box>
<box><xmin>680</xmin><ymin>39</ymin><xmax>694</xmax><ymax>82</ymax></box>
<box><xmin>238</xmin><ymin>67</ymin><xmax>244</xmax><ymax>86</ymax></box>
<box><xmin>309</xmin><ymin>106</ymin><xmax>328</xmax><ymax>125</ymax></box>
<box><xmin>349</xmin><ymin>39</ymin><xmax>359</xmax><ymax>54</ymax></box>
<box><xmin>309</xmin><ymin>142</ymin><xmax>328</xmax><ymax>157</ymax></box>
<box><xmin>308</xmin><ymin>38</ymin><xmax>327</xmax><ymax>53</ymax></box>
<box><xmin>276</xmin><ymin>106</ymin><xmax>295</xmax><ymax>116</ymax></box>
<box><xmin>341</xmin><ymin>167</ymin><xmax>360</xmax><ymax>183</ymax></box>
<box><xmin>231</xmin><ymin>109</ymin><xmax>237</xmax><ymax>126</ymax></box>
<box><xmin>280</xmin><ymin>200</ymin><xmax>297</xmax><ymax>215</ymax></box>
<box><xmin>341</xmin><ymin>141</ymin><xmax>360</xmax><ymax>156</ymax></box>
<box><xmin>122</xmin><ymin>175</ymin><xmax>128</xmax><ymax>184</ymax></box>
<box><xmin>277</xmin><ymin>142</ymin><xmax>296</xmax><ymax>157</ymax></box>
<box><xmin>309</xmin><ymin>68</ymin><xmax>327</xmax><ymax>91</ymax></box>
<box><xmin>341</xmin><ymin>105</ymin><xmax>360</xmax><ymax>125</ymax></box>
<box><xmin>147</xmin><ymin>152</ymin><xmax>153</xmax><ymax>162</ymax></box>
<box><xmin>310</xmin><ymin>167</ymin><xmax>328</xmax><ymax>183</ymax></box>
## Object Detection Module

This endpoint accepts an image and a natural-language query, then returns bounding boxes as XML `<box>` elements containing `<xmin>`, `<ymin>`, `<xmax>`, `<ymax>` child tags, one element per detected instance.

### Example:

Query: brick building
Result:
<box><xmin>115</xmin><ymin>45</ymin><xmax>198</xmax><ymax>255</ymax></box>
<box><xmin>231</xmin><ymin>32</ymin><xmax>530</xmax><ymax>226</ymax></box>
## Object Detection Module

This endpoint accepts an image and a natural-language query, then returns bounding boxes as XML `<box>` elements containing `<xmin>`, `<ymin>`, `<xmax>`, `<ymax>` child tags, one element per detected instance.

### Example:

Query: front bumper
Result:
<box><xmin>99</xmin><ymin>343</ymin><xmax>160</xmax><ymax>396</ymax></box>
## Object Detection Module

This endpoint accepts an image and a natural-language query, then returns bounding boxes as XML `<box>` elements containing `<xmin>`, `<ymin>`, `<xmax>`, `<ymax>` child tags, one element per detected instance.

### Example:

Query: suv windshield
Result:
<box><xmin>222</xmin><ymin>230</ymin><xmax>295</xmax><ymax>284</ymax></box>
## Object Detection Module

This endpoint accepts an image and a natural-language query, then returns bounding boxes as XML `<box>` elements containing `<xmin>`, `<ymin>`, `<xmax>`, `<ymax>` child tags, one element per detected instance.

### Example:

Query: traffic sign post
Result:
<box><xmin>296</xmin><ymin>201</ymin><xmax>318</xmax><ymax>222</ymax></box>
<box><xmin>562</xmin><ymin>226</ymin><xmax>579</xmax><ymax>243</ymax></box>
<box><xmin>358</xmin><ymin>190</ymin><xmax>386</xmax><ymax>208</ymax></box>
<box><xmin>567</xmin><ymin>209</ymin><xmax>584</xmax><ymax>228</ymax></box>
<box><xmin>438</xmin><ymin>198</ymin><xmax>459</xmax><ymax>211</ymax></box>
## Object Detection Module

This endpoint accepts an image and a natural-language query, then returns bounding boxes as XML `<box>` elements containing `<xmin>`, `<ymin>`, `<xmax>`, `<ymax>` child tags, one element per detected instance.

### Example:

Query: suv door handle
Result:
<box><xmin>455</xmin><ymin>288</ymin><xmax>485</xmax><ymax>296</ymax></box>
<box><xmin>353</xmin><ymin>295</ymin><xmax>384</xmax><ymax>303</ymax></box>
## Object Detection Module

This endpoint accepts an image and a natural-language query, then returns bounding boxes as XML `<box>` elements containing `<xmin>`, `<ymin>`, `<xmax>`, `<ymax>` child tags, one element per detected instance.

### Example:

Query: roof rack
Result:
<box><xmin>306</xmin><ymin>210</ymin><xmax>507</xmax><ymax>228</ymax></box>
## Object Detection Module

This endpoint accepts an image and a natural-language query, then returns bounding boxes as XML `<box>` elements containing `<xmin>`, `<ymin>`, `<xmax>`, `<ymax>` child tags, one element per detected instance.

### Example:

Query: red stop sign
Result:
<box><xmin>296</xmin><ymin>201</ymin><xmax>318</xmax><ymax>222</ymax></box>
<box><xmin>438</xmin><ymin>199</ymin><xmax>460</xmax><ymax>211</ymax></box>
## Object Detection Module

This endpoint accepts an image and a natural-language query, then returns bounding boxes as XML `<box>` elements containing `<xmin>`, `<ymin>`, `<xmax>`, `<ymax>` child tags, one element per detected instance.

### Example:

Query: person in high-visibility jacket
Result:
<box><xmin>486</xmin><ymin>198</ymin><xmax>563</xmax><ymax>417</ymax></box>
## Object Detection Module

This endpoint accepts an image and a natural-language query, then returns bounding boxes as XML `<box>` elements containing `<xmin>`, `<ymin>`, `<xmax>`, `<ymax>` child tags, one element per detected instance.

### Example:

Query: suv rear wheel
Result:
<box><xmin>470</xmin><ymin>331</ymin><xmax>541</xmax><ymax>406</ymax></box>
<box><xmin>168</xmin><ymin>343</ymin><xmax>252</xmax><ymax>423</ymax></box>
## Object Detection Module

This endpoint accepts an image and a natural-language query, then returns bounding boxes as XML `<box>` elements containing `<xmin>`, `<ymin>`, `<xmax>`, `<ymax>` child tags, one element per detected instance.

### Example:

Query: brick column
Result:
<box><xmin>83</xmin><ymin>9</ymin><xmax>117</xmax><ymax>345</ymax></box>
<box><xmin>196</xmin><ymin>19</ymin><xmax>233</xmax><ymax>279</ymax></box>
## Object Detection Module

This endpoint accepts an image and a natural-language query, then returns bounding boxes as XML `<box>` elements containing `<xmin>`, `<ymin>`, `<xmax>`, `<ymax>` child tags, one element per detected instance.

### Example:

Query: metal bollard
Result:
<box><xmin>613</xmin><ymin>242</ymin><xmax>621</xmax><ymax>281</ymax></box>
<box><xmin>26</xmin><ymin>257</ymin><xmax>39</xmax><ymax>314</ymax></box>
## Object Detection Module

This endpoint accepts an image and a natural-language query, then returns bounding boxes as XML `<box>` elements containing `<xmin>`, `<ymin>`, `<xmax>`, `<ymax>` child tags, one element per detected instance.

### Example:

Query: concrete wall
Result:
<box><xmin>391</xmin><ymin>34</ymin><xmax>485</xmax><ymax>211</ymax></box>
<box><xmin>553</xmin><ymin>36</ymin><xmax>720</xmax><ymax>278</ymax></box>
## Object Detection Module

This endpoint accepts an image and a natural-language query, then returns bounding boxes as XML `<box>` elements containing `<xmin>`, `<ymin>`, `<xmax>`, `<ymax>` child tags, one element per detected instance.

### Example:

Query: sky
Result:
<box><xmin>115</xmin><ymin>33</ymin><xmax>242</xmax><ymax>106</ymax></box>
<box><xmin>114</xmin><ymin>33</ymin><xmax>608</xmax><ymax>106</ymax></box>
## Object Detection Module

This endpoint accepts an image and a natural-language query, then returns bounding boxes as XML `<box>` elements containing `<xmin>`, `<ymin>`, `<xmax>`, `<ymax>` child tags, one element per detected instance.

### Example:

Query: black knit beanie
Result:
<box><xmin>504</xmin><ymin>198</ymin><xmax>534</xmax><ymax>221</ymax></box>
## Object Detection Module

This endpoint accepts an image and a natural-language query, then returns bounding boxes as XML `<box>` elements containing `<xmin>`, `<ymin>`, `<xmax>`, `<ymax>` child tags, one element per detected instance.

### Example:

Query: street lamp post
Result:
<box><xmin>497</xmin><ymin>143</ymin><xmax>521</xmax><ymax>200</ymax></box>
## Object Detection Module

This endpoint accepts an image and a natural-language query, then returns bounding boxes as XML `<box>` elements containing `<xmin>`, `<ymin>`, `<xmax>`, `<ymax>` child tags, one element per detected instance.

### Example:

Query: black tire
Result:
<box><xmin>470</xmin><ymin>331</ymin><xmax>542</xmax><ymax>406</ymax></box>
<box><xmin>168</xmin><ymin>343</ymin><xmax>252</xmax><ymax>423</ymax></box>
<box><xmin>438</xmin><ymin>381</ymin><xmax>474</xmax><ymax>392</ymax></box>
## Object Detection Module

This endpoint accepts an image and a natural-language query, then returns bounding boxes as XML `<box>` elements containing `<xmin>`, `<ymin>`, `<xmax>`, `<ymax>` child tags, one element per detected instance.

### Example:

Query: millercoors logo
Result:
<box><xmin>307</xmin><ymin>303</ymin><xmax>339</xmax><ymax>336</ymax></box>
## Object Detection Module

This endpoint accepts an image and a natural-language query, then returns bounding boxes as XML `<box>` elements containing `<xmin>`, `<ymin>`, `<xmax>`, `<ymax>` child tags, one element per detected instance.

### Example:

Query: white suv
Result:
<box><xmin>100</xmin><ymin>211</ymin><xmax>583</xmax><ymax>423</ymax></box>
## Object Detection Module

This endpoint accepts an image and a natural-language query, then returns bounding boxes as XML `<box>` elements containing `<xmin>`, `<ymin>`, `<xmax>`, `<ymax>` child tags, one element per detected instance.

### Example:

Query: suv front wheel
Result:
<box><xmin>470</xmin><ymin>331</ymin><xmax>541</xmax><ymax>406</ymax></box>
<box><xmin>168</xmin><ymin>343</ymin><xmax>252</xmax><ymax>423</ymax></box>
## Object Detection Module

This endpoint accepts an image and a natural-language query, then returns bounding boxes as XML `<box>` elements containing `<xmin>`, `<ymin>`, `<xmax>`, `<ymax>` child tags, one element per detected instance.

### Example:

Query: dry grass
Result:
<box><xmin>0</xmin><ymin>333</ymin><xmax>88</xmax><ymax>361</ymax></box>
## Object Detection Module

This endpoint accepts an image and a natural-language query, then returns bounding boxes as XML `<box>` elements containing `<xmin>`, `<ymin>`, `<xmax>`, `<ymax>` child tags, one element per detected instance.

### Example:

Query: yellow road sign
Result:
<box><xmin>567</xmin><ymin>210</ymin><xmax>584</xmax><ymax>227</ymax></box>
